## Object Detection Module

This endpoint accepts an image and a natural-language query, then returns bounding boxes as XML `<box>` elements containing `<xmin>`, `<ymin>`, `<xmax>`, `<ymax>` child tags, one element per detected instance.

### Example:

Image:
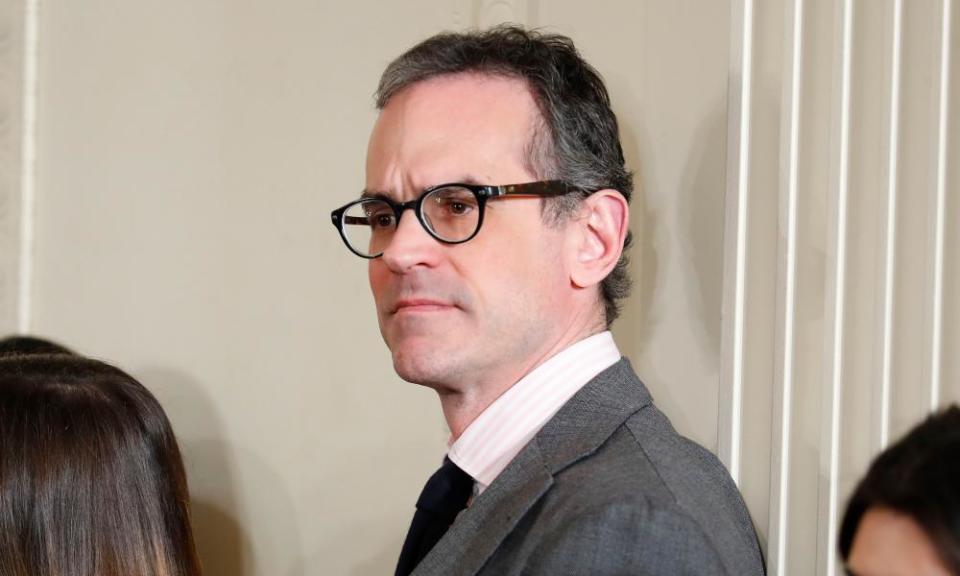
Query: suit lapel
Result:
<box><xmin>411</xmin><ymin>359</ymin><xmax>652</xmax><ymax>576</ymax></box>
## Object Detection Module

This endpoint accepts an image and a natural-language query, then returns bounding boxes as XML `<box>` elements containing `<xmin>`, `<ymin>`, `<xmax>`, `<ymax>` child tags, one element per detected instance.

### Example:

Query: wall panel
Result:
<box><xmin>0</xmin><ymin>0</ymin><xmax>28</xmax><ymax>333</ymax></box>
<box><xmin>836</xmin><ymin>0</ymin><xmax>890</xmax><ymax>554</ymax></box>
<box><xmin>890</xmin><ymin>0</ymin><xmax>941</xmax><ymax>438</ymax></box>
<box><xmin>766</xmin><ymin>0</ymin><xmax>803</xmax><ymax>570</ymax></box>
<box><xmin>724</xmin><ymin>0</ymin><xmax>960</xmax><ymax>573</ymax></box>
<box><xmin>944</xmin><ymin>0</ymin><xmax>960</xmax><ymax>403</ymax></box>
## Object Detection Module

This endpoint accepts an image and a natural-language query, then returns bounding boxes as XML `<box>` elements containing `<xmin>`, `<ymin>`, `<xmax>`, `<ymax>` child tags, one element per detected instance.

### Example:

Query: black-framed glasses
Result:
<box><xmin>330</xmin><ymin>180</ymin><xmax>575</xmax><ymax>259</ymax></box>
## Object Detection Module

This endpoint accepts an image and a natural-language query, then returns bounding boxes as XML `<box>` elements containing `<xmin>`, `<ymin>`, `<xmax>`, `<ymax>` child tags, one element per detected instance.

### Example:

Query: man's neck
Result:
<box><xmin>438</xmin><ymin>317</ymin><xmax>607</xmax><ymax>439</ymax></box>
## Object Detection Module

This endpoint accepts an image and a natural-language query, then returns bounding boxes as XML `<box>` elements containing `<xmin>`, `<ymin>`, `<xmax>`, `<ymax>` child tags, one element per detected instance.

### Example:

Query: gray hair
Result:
<box><xmin>376</xmin><ymin>25</ymin><xmax>633</xmax><ymax>325</ymax></box>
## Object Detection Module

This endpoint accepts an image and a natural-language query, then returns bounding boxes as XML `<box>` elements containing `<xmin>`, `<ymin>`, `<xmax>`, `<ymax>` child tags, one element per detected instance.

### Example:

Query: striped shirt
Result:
<box><xmin>447</xmin><ymin>331</ymin><xmax>621</xmax><ymax>495</ymax></box>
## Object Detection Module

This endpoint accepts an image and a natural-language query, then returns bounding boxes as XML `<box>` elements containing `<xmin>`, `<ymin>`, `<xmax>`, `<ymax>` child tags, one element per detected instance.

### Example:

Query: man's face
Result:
<box><xmin>365</xmin><ymin>73</ymin><xmax>575</xmax><ymax>394</ymax></box>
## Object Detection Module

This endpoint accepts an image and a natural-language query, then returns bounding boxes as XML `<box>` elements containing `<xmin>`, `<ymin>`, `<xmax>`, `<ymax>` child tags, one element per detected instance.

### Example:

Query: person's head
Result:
<box><xmin>839</xmin><ymin>405</ymin><xmax>960</xmax><ymax>575</ymax></box>
<box><xmin>0</xmin><ymin>334</ymin><xmax>74</xmax><ymax>357</ymax></box>
<box><xmin>338</xmin><ymin>26</ymin><xmax>631</xmax><ymax>399</ymax></box>
<box><xmin>0</xmin><ymin>354</ymin><xmax>201</xmax><ymax>576</ymax></box>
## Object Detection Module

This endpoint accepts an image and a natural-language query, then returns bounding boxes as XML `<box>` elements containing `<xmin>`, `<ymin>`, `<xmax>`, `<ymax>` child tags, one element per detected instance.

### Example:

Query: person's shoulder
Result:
<box><xmin>516</xmin><ymin>497</ymin><xmax>730</xmax><ymax>576</ymax></box>
<box><xmin>549</xmin><ymin>403</ymin><xmax>738</xmax><ymax>509</ymax></box>
<box><xmin>484</xmin><ymin>459</ymin><xmax>732</xmax><ymax>574</ymax></box>
<box><xmin>538</xmin><ymin>404</ymin><xmax>765</xmax><ymax>575</ymax></box>
<box><xmin>624</xmin><ymin>403</ymin><xmax>741</xmax><ymax>498</ymax></box>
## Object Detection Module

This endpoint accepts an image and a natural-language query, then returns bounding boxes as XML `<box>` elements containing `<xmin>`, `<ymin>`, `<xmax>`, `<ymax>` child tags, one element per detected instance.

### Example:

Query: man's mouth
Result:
<box><xmin>392</xmin><ymin>299</ymin><xmax>456</xmax><ymax>314</ymax></box>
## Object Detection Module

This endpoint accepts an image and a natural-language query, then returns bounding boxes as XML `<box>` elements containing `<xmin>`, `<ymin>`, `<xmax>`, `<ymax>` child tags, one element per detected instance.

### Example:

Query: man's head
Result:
<box><xmin>375</xmin><ymin>26</ymin><xmax>633</xmax><ymax>324</ymax></box>
<box><xmin>358</xmin><ymin>26</ymin><xmax>631</xmax><ymax>406</ymax></box>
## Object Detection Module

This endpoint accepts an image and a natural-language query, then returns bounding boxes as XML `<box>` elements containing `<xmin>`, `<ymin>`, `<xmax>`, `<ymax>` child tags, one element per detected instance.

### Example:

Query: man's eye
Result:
<box><xmin>445</xmin><ymin>201</ymin><xmax>473</xmax><ymax>215</ymax></box>
<box><xmin>434</xmin><ymin>196</ymin><xmax>476</xmax><ymax>216</ymax></box>
<box><xmin>365</xmin><ymin>211</ymin><xmax>395</xmax><ymax>229</ymax></box>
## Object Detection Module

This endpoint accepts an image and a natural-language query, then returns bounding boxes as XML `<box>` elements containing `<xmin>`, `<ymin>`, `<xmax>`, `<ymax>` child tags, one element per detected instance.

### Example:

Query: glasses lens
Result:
<box><xmin>342</xmin><ymin>199</ymin><xmax>396</xmax><ymax>256</ymax></box>
<box><xmin>422</xmin><ymin>186</ymin><xmax>481</xmax><ymax>242</ymax></box>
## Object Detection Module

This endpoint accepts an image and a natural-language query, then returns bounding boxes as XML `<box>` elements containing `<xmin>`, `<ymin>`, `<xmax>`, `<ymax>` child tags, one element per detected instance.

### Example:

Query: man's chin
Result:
<box><xmin>392</xmin><ymin>357</ymin><xmax>442</xmax><ymax>386</ymax></box>
<box><xmin>390</xmin><ymin>346</ymin><xmax>461</xmax><ymax>388</ymax></box>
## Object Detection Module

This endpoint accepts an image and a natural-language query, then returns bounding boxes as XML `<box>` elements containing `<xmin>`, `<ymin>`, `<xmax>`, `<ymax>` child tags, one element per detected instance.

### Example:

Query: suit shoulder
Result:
<box><xmin>623</xmin><ymin>405</ymin><xmax>750</xmax><ymax>520</ymax></box>
<box><xmin>548</xmin><ymin>405</ymin><xmax>739</xmax><ymax>510</ymax></box>
<box><xmin>517</xmin><ymin>500</ymin><xmax>730</xmax><ymax>575</ymax></box>
<box><xmin>540</xmin><ymin>404</ymin><xmax>764</xmax><ymax>575</ymax></box>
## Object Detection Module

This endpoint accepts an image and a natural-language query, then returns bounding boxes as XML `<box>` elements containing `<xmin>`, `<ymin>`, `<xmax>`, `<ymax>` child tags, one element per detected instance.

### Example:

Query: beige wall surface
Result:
<box><xmin>5</xmin><ymin>1</ymin><xmax>733</xmax><ymax>575</ymax></box>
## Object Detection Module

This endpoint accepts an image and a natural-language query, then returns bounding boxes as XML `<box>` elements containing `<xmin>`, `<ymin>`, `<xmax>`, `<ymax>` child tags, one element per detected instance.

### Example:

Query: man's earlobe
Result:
<box><xmin>570</xmin><ymin>190</ymin><xmax>629</xmax><ymax>289</ymax></box>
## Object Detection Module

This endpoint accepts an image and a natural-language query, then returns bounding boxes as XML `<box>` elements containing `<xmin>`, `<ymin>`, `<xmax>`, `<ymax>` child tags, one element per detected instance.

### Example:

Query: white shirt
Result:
<box><xmin>447</xmin><ymin>331</ymin><xmax>621</xmax><ymax>494</ymax></box>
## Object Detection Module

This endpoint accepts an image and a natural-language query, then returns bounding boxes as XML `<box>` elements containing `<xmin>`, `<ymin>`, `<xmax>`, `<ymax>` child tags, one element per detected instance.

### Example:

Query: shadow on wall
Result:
<box><xmin>613</xmin><ymin>109</ymin><xmax>662</xmax><ymax>358</ymax></box>
<box><xmin>347</xmin><ymin>532</ymin><xmax>405</xmax><ymax>576</ymax></box>
<box><xmin>137</xmin><ymin>368</ymin><xmax>253</xmax><ymax>574</ymax></box>
<box><xmin>285</xmin><ymin>516</ymin><xmax>405</xmax><ymax>576</ymax></box>
<box><xmin>608</xmin><ymin>90</ymin><xmax>728</xmax><ymax>446</ymax></box>
<box><xmin>137</xmin><ymin>368</ymin><xmax>305</xmax><ymax>576</ymax></box>
<box><xmin>612</xmin><ymin>95</ymin><xmax>728</xmax><ymax>367</ymax></box>
<box><xmin>677</xmin><ymin>101</ymin><xmax>727</xmax><ymax>365</ymax></box>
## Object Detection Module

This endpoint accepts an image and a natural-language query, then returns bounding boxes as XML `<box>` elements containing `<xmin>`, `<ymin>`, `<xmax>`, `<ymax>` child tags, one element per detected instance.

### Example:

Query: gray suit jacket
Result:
<box><xmin>411</xmin><ymin>358</ymin><xmax>765</xmax><ymax>575</ymax></box>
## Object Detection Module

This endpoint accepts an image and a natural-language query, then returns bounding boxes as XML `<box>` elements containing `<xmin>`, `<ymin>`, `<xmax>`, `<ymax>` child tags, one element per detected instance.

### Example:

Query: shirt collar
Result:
<box><xmin>447</xmin><ymin>331</ymin><xmax>621</xmax><ymax>493</ymax></box>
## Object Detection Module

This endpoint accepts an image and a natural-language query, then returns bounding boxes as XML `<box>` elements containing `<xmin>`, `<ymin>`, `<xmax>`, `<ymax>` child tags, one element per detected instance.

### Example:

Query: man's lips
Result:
<box><xmin>391</xmin><ymin>299</ymin><xmax>457</xmax><ymax>314</ymax></box>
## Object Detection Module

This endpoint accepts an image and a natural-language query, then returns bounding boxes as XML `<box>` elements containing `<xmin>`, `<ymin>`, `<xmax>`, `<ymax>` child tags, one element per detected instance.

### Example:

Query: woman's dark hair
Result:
<box><xmin>0</xmin><ymin>354</ymin><xmax>202</xmax><ymax>576</ymax></box>
<box><xmin>839</xmin><ymin>405</ymin><xmax>960</xmax><ymax>573</ymax></box>
<box><xmin>0</xmin><ymin>335</ymin><xmax>74</xmax><ymax>357</ymax></box>
<box><xmin>376</xmin><ymin>25</ymin><xmax>633</xmax><ymax>325</ymax></box>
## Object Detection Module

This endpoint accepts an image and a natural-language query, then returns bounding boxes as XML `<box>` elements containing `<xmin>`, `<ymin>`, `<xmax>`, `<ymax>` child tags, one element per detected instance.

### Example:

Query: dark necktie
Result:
<box><xmin>395</xmin><ymin>457</ymin><xmax>474</xmax><ymax>576</ymax></box>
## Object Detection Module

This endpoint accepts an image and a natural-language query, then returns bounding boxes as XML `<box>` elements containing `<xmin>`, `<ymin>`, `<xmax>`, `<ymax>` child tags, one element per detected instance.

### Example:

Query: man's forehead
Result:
<box><xmin>385</xmin><ymin>71</ymin><xmax>534</xmax><ymax>109</ymax></box>
<box><xmin>364</xmin><ymin>73</ymin><xmax>540</xmax><ymax>197</ymax></box>
<box><xmin>373</xmin><ymin>73</ymin><xmax>539</xmax><ymax>140</ymax></box>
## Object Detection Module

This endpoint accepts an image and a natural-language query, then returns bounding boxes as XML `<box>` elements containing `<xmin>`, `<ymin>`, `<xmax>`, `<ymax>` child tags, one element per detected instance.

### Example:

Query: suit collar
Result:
<box><xmin>448</xmin><ymin>331</ymin><xmax>621</xmax><ymax>491</ymax></box>
<box><xmin>534</xmin><ymin>358</ymin><xmax>651</xmax><ymax>474</ymax></box>
<box><xmin>412</xmin><ymin>358</ymin><xmax>651</xmax><ymax>576</ymax></box>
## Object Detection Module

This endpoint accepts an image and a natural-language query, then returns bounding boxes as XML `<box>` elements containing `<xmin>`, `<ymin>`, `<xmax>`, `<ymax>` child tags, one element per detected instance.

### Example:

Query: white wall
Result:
<box><xmin>0</xmin><ymin>1</ymin><xmax>956</xmax><ymax>575</ymax></box>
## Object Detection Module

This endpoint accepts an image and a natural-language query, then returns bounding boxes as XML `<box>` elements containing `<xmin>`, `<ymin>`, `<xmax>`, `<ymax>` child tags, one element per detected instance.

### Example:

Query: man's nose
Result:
<box><xmin>380</xmin><ymin>209</ymin><xmax>440</xmax><ymax>272</ymax></box>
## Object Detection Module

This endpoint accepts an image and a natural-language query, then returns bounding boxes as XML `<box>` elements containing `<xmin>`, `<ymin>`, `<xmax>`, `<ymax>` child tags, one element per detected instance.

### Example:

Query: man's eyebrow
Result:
<box><xmin>451</xmin><ymin>175</ymin><xmax>485</xmax><ymax>186</ymax></box>
<box><xmin>360</xmin><ymin>189</ymin><xmax>391</xmax><ymax>200</ymax></box>
<box><xmin>360</xmin><ymin>177</ymin><xmax>488</xmax><ymax>199</ymax></box>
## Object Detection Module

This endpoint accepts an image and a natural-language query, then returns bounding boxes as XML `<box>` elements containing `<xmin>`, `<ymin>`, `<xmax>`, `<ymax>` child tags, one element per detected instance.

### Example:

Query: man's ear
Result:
<box><xmin>569</xmin><ymin>190</ymin><xmax>629</xmax><ymax>289</ymax></box>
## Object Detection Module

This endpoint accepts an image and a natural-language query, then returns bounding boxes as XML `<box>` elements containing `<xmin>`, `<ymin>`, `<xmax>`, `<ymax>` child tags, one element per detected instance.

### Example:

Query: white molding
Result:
<box><xmin>719</xmin><ymin>0</ymin><xmax>754</xmax><ymax>486</ymax></box>
<box><xmin>929</xmin><ymin>0</ymin><xmax>952</xmax><ymax>410</ymax></box>
<box><xmin>0</xmin><ymin>1</ymin><xmax>24</xmax><ymax>334</ymax></box>
<box><xmin>18</xmin><ymin>0</ymin><xmax>39</xmax><ymax>333</ymax></box>
<box><xmin>768</xmin><ymin>0</ymin><xmax>805</xmax><ymax>572</ymax></box>
<box><xmin>876</xmin><ymin>0</ymin><xmax>903</xmax><ymax>453</ymax></box>
<box><xmin>818</xmin><ymin>1</ymin><xmax>854</xmax><ymax>574</ymax></box>
<box><xmin>0</xmin><ymin>0</ymin><xmax>37</xmax><ymax>335</ymax></box>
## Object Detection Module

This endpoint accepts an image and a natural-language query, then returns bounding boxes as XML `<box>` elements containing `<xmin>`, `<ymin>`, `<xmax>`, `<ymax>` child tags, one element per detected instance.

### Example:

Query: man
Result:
<box><xmin>331</xmin><ymin>26</ymin><xmax>765</xmax><ymax>575</ymax></box>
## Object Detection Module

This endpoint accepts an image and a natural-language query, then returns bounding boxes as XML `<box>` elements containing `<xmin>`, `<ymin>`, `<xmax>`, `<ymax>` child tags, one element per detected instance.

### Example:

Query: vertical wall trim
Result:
<box><xmin>930</xmin><ymin>0</ymin><xmax>952</xmax><ymax>410</ymax></box>
<box><xmin>768</xmin><ymin>0</ymin><xmax>804</xmax><ymax>573</ymax></box>
<box><xmin>819</xmin><ymin>1</ymin><xmax>853</xmax><ymax>575</ymax></box>
<box><xmin>17</xmin><ymin>0</ymin><xmax>39</xmax><ymax>333</ymax></box>
<box><xmin>877</xmin><ymin>0</ymin><xmax>903</xmax><ymax>453</ymax></box>
<box><xmin>719</xmin><ymin>0</ymin><xmax>755</xmax><ymax>485</ymax></box>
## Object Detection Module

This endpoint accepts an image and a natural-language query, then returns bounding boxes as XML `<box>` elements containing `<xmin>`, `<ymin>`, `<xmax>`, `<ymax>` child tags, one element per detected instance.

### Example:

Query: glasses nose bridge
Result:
<box><xmin>379</xmin><ymin>196</ymin><xmax>439</xmax><ymax>266</ymax></box>
<box><xmin>394</xmin><ymin>198</ymin><xmax>420</xmax><ymax>221</ymax></box>
<box><xmin>387</xmin><ymin>196</ymin><xmax>432</xmax><ymax>244</ymax></box>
